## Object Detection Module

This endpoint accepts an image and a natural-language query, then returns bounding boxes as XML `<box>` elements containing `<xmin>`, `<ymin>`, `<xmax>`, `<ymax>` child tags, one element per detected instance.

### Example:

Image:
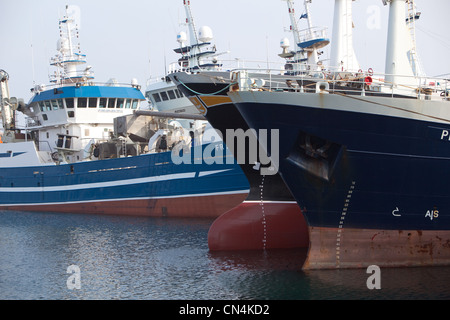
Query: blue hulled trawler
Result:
<box><xmin>0</xmin><ymin>6</ymin><xmax>248</xmax><ymax>218</ymax></box>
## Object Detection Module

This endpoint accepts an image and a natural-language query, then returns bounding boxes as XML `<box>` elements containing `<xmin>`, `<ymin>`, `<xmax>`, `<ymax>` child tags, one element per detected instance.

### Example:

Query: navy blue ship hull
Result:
<box><xmin>230</xmin><ymin>91</ymin><xmax>450</xmax><ymax>269</ymax></box>
<box><xmin>171</xmin><ymin>73</ymin><xmax>296</xmax><ymax>202</ymax></box>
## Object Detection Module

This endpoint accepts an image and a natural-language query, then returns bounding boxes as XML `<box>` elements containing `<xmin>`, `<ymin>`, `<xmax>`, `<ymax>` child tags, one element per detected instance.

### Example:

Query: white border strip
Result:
<box><xmin>0</xmin><ymin>189</ymin><xmax>250</xmax><ymax>207</ymax></box>
<box><xmin>243</xmin><ymin>200</ymin><xmax>298</xmax><ymax>204</ymax></box>
<box><xmin>0</xmin><ymin>169</ymin><xmax>233</xmax><ymax>193</ymax></box>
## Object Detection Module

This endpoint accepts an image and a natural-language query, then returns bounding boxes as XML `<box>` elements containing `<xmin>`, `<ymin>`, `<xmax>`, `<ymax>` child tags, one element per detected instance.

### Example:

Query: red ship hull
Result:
<box><xmin>208</xmin><ymin>201</ymin><xmax>309</xmax><ymax>251</ymax></box>
<box><xmin>1</xmin><ymin>192</ymin><xmax>249</xmax><ymax>218</ymax></box>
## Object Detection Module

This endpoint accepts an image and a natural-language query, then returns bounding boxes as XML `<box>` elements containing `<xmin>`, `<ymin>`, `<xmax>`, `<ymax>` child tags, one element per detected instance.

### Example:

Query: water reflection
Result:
<box><xmin>208</xmin><ymin>248</ymin><xmax>309</xmax><ymax>299</ymax></box>
<box><xmin>1</xmin><ymin>210</ymin><xmax>449</xmax><ymax>300</ymax></box>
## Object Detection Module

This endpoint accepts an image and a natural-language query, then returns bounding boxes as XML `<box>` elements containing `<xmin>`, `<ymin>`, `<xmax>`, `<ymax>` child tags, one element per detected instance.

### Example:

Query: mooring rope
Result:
<box><xmin>177</xmin><ymin>77</ymin><xmax>236</xmax><ymax>96</ymax></box>
<box><xmin>329</xmin><ymin>90</ymin><xmax>450</xmax><ymax>124</ymax></box>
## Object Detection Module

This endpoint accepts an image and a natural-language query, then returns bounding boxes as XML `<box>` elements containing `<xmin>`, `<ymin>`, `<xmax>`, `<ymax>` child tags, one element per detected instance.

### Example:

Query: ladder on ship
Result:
<box><xmin>121</xmin><ymin>139</ymin><xmax>127</xmax><ymax>156</ymax></box>
<box><xmin>406</xmin><ymin>0</ymin><xmax>426</xmax><ymax>78</ymax></box>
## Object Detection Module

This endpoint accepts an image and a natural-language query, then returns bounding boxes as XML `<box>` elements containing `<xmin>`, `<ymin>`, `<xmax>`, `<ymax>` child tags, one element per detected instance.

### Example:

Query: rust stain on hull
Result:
<box><xmin>303</xmin><ymin>226</ymin><xmax>450</xmax><ymax>270</ymax></box>
<box><xmin>0</xmin><ymin>192</ymin><xmax>248</xmax><ymax>218</ymax></box>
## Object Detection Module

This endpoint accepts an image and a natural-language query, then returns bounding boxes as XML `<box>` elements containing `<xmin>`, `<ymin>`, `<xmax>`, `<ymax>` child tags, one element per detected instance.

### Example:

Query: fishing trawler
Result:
<box><xmin>144</xmin><ymin>0</ymin><xmax>225</xmax><ymax>117</ymax></box>
<box><xmin>169</xmin><ymin>0</ymin><xmax>332</xmax><ymax>250</ymax></box>
<box><xmin>0</xmin><ymin>6</ymin><xmax>249</xmax><ymax>218</ymax></box>
<box><xmin>228</xmin><ymin>0</ymin><xmax>450</xmax><ymax>268</ymax></box>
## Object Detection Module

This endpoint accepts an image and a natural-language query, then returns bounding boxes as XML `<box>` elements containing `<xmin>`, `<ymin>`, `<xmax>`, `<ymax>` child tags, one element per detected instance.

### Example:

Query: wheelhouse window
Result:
<box><xmin>65</xmin><ymin>98</ymin><xmax>74</xmax><ymax>108</ymax></box>
<box><xmin>107</xmin><ymin>98</ymin><xmax>116</xmax><ymax>108</ymax></box>
<box><xmin>152</xmin><ymin>93</ymin><xmax>161</xmax><ymax>103</ymax></box>
<box><xmin>125</xmin><ymin>99</ymin><xmax>131</xmax><ymax>109</ymax></box>
<box><xmin>78</xmin><ymin>97</ymin><xmax>87</xmax><ymax>108</ymax></box>
<box><xmin>44</xmin><ymin>101</ymin><xmax>52</xmax><ymax>111</ymax></box>
<box><xmin>89</xmin><ymin>98</ymin><xmax>97</xmax><ymax>108</ymax></box>
<box><xmin>132</xmin><ymin>100</ymin><xmax>139</xmax><ymax>109</ymax></box>
<box><xmin>99</xmin><ymin>98</ymin><xmax>107</xmax><ymax>108</ymax></box>
<box><xmin>51</xmin><ymin>100</ymin><xmax>59</xmax><ymax>110</ymax></box>
<box><xmin>117</xmin><ymin>98</ymin><xmax>124</xmax><ymax>108</ymax></box>
<box><xmin>37</xmin><ymin>99</ymin><xmax>66</xmax><ymax>111</ymax></box>
<box><xmin>168</xmin><ymin>90</ymin><xmax>176</xmax><ymax>100</ymax></box>
<box><xmin>160</xmin><ymin>91</ymin><xmax>169</xmax><ymax>101</ymax></box>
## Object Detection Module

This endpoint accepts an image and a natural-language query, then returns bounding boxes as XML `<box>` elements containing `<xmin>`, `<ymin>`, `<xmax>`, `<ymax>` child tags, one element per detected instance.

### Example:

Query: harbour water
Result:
<box><xmin>1</xmin><ymin>210</ymin><xmax>449</xmax><ymax>302</ymax></box>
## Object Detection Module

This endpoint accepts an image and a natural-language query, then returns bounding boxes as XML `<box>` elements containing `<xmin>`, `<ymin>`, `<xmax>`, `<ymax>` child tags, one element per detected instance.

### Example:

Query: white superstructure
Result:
<box><xmin>383</xmin><ymin>0</ymin><xmax>422</xmax><ymax>92</ymax></box>
<box><xmin>279</xmin><ymin>0</ymin><xmax>330</xmax><ymax>76</ymax></box>
<box><xmin>145</xmin><ymin>0</ymin><xmax>225</xmax><ymax>117</ymax></box>
<box><xmin>329</xmin><ymin>0</ymin><xmax>360</xmax><ymax>73</ymax></box>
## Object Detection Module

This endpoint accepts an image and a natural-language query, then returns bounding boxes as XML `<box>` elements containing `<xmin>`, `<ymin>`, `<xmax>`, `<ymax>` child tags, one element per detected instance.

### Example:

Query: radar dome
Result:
<box><xmin>198</xmin><ymin>26</ymin><xmax>213</xmax><ymax>43</ymax></box>
<box><xmin>177</xmin><ymin>31</ymin><xmax>187</xmax><ymax>44</ymax></box>
<box><xmin>280</xmin><ymin>37</ymin><xmax>290</xmax><ymax>49</ymax></box>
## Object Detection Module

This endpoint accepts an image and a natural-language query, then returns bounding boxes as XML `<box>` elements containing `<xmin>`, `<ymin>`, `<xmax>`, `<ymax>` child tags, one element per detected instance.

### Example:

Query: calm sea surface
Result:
<box><xmin>1</xmin><ymin>210</ymin><xmax>449</xmax><ymax>301</ymax></box>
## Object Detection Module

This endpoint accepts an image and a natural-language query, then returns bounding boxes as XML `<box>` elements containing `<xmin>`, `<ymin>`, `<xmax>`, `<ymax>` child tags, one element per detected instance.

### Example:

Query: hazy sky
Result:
<box><xmin>1</xmin><ymin>0</ymin><xmax>449</xmax><ymax>102</ymax></box>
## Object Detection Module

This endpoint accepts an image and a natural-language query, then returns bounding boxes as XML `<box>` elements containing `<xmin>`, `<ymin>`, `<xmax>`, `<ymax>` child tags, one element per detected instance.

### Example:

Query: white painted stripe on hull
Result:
<box><xmin>198</xmin><ymin>169</ymin><xmax>231</xmax><ymax>177</ymax></box>
<box><xmin>0</xmin><ymin>169</ymin><xmax>233</xmax><ymax>193</ymax></box>
<box><xmin>243</xmin><ymin>200</ymin><xmax>298</xmax><ymax>204</ymax></box>
<box><xmin>348</xmin><ymin>148</ymin><xmax>450</xmax><ymax>160</ymax></box>
<box><xmin>231</xmin><ymin>91</ymin><xmax>450</xmax><ymax>125</ymax></box>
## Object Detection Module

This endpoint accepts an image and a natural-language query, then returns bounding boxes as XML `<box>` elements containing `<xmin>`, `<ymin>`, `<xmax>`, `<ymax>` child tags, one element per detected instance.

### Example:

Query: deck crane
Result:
<box><xmin>0</xmin><ymin>69</ymin><xmax>26</xmax><ymax>143</ymax></box>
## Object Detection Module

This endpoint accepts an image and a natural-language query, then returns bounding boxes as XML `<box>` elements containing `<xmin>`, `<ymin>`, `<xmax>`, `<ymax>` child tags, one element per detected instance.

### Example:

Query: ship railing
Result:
<box><xmin>95</xmin><ymin>138</ymin><xmax>193</xmax><ymax>158</ymax></box>
<box><xmin>145</xmin><ymin>58</ymin><xmax>288</xmax><ymax>90</ymax></box>
<box><xmin>150</xmin><ymin>59</ymin><xmax>289</xmax><ymax>79</ymax></box>
<box><xmin>25</xmin><ymin>116</ymin><xmax>41</xmax><ymax>128</ymax></box>
<box><xmin>32</xmin><ymin>79</ymin><xmax>142</xmax><ymax>94</ymax></box>
<box><xmin>297</xmin><ymin>26</ymin><xmax>329</xmax><ymax>44</ymax></box>
<box><xmin>50</xmin><ymin>54</ymin><xmax>88</xmax><ymax>66</ymax></box>
<box><xmin>229</xmin><ymin>67</ymin><xmax>450</xmax><ymax>102</ymax></box>
<box><xmin>48</xmin><ymin>66</ymin><xmax>93</xmax><ymax>83</ymax></box>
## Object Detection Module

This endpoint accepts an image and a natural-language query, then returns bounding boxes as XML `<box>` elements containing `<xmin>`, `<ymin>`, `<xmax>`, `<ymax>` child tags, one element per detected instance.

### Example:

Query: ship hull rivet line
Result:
<box><xmin>336</xmin><ymin>181</ymin><xmax>356</xmax><ymax>268</ymax></box>
<box><xmin>260</xmin><ymin>175</ymin><xmax>267</xmax><ymax>250</ymax></box>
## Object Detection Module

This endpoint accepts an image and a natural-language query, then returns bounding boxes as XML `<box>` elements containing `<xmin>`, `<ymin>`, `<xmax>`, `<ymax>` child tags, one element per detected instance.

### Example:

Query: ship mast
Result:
<box><xmin>286</xmin><ymin>0</ymin><xmax>302</xmax><ymax>53</ymax></box>
<box><xmin>182</xmin><ymin>0</ymin><xmax>201</xmax><ymax>70</ymax></box>
<box><xmin>329</xmin><ymin>0</ymin><xmax>360</xmax><ymax>72</ymax></box>
<box><xmin>405</xmin><ymin>0</ymin><xmax>425</xmax><ymax>79</ymax></box>
<box><xmin>184</xmin><ymin>0</ymin><xmax>199</xmax><ymax>48</ymax></box>
<box><xmin>280</xmin><ymin>0</ymin><xmax>329</xmax><ymax>75</ymax></box>
<box><xmin>176</xmin><ymin>0</ymin><xmax>224</xmax><ymax>72</ymax></box>
<box><xmin>383</xmin><ymin>0</ymin><xmax>419</xmax><ymax>90</ymax></box>
<box><xmin>49</xmin><ymin>5</ymin><xmax>93</xmax><ymax>85</ymax></box>
<box><xmin>303</xmin><ymin>0</ymin><xmax>319</xmax><ymax>67</ymax></box>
